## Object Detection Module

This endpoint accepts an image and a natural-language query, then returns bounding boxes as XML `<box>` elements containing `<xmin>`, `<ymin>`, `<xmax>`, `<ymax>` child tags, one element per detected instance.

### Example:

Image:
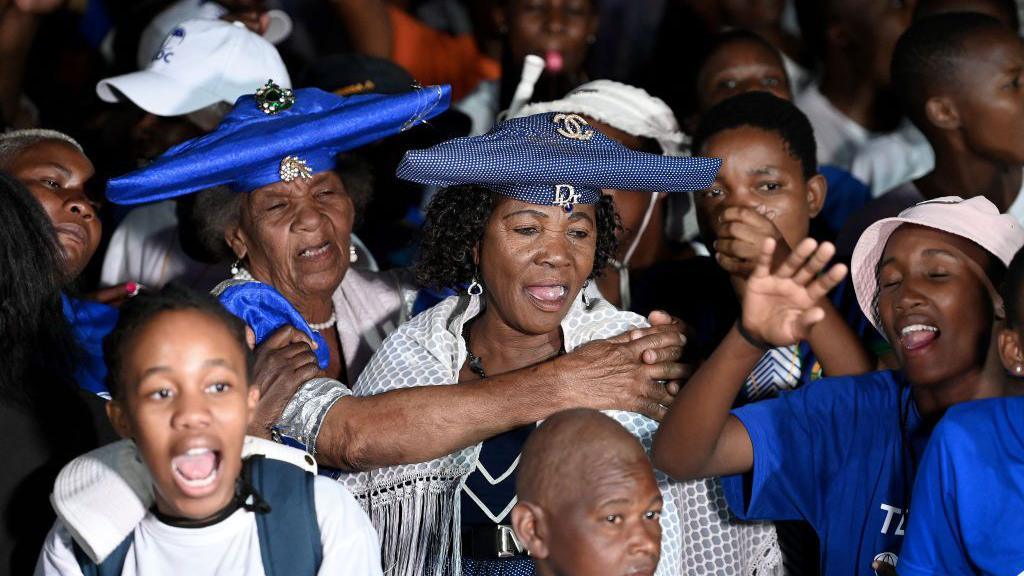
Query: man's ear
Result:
<box><xmin>998</xmin><ymin>327</ymin><xmax>1024</xmax><ymax>375</ymax></box>
<box><xmin>245</xmin><ymin>383</ymin><xmax>260</xmax><ymax>427</ymax></box>
<box><xmin>924</xmin><ymin>95</ymin><xmax>960</xmax><ymax>131</ymax></box>
<box><xmin>806</xmin><ymin>173</ymin><xmax>828</xmax><ymax>218</ymax></box>
<box><xmin>511</xmin><ymin>501</ymin><xmax>550</xmax><ymax>559</ymax></box>
<box><xmin>105</xmin><ymin>400</ymin><xmax>133</xmax><ymax>439</ymax></box>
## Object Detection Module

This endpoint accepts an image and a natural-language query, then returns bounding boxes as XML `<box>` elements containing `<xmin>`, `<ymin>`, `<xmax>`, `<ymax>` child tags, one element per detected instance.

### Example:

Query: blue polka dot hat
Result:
<box><xmin>396</xmin><ymin>112</ymin><xmax>721</xmax><ymax>211</ymax></box>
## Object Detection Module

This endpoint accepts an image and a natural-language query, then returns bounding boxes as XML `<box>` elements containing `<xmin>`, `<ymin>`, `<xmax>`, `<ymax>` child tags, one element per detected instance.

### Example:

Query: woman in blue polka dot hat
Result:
<box><xmin>337</xmin><ymin>113</ymin><xmax>785</xmax><ymax>576</ymax></box>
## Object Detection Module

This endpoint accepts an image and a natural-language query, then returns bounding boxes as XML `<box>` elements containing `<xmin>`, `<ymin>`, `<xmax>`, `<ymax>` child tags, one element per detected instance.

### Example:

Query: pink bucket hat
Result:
<box><xmin>851</xmin><ymin>196</ymin><xmax>1024</xmax><ymax>334</ymax></box>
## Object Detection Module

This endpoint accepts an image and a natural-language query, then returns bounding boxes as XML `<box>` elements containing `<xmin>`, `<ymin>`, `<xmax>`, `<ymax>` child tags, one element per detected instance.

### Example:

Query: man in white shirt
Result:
<box><xmin>97</xmin><ymin>18</ymin><xmax>292</xmax><ymax>292</ymax></box>
<box><xmin>793</xmin><ymin>0</ymin><xmax>934</xmax><ymax>197</ymax></box>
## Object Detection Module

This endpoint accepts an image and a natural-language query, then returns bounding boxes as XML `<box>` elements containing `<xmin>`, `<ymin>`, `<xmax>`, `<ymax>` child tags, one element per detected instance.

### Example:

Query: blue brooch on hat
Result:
<box><xmin>106</xmin><ymin>81</ymin><xmax>451</xmax><ymax>205</ymax></box>
<box><xmin>397</xmin><ymin>112</ymin><xmax>721</xmax><ymax>212</ymax></box>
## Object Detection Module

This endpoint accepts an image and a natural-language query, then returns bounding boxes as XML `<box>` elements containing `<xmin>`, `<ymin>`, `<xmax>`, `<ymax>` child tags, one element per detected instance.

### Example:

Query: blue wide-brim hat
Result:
<box><xmin>107</xmin><ymin>81</ymin><xmax>451</xmax><ymax>204</ymax></box>
<box><xmin>397</xmin><ymin>112</ymin><xmax>720</xmax><ymax>210</ymax></box>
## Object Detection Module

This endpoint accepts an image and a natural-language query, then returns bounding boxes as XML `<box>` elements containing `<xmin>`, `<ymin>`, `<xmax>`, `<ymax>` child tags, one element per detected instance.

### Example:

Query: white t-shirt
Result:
<box><xmin>100</xmin><ymin>200</ymin><xmax>230</xmax><ymax>293</ymax></box>
<box><xmin>34</xmin><ymin>476</ymin><xmax>382</xmax><ymax>576</ymax></box>
<box><xmin>795</xmin><ymin>82</ymin><xmax>935</xmax><ymax>197</ymax></box>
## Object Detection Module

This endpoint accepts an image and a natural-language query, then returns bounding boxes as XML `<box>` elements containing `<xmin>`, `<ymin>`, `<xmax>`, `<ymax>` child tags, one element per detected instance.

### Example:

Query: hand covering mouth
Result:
<box><xmin>898</xmin><ymin>323</ymin><xmax>940</xmax><ymax>351</ymax></box>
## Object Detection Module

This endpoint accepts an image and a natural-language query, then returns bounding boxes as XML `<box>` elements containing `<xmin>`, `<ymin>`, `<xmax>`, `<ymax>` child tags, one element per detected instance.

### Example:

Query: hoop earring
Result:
<box><xmin>467</xmin><ymin>278</ymin><xmax>484</xmax><ymax>296</ymax></box>
<box><xmin>349</xmin><ymin>245</ymin><xmax>358</xmax><ymax>263</ymax></box>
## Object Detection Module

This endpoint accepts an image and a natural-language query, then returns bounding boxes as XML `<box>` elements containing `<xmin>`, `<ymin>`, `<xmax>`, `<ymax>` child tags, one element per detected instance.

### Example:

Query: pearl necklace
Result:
<box><xmin>233</xmin><ymin>265</ymin><xmax>337</xmax><ymax>332</ymax></box>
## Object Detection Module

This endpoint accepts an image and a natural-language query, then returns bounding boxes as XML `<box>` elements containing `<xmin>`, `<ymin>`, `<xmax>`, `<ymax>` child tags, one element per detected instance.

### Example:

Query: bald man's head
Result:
<box><xmin>512</xmin><ymin>409</ymin><xmax>661</xmax><ymax>576</ymax></box>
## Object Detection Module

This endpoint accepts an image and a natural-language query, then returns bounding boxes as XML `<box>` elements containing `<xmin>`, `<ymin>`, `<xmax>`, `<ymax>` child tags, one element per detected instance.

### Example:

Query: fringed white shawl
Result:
<box><xmin>338</xmin><ymin>294</ymin><xmax>782</xmax><ymax>576</ymax></box>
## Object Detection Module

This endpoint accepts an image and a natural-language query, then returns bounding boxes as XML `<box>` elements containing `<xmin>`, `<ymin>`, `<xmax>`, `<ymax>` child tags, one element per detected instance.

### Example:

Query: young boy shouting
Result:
<box><xmin>34</xmin><ymin>287</ymin><xmax>382</xmax><ymax>575</ymax></box>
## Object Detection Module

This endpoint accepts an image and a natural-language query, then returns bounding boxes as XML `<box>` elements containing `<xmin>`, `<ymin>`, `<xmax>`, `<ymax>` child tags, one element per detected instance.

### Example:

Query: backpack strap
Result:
<box><xmin>245</xmin><ymin>454</ymin><xmax>322</xmax><ymax>576</ymax></box>
<box><xmin>73</xmin><ymin>533</ymin><xmax>133</xmax><ymax>576</ymax></box>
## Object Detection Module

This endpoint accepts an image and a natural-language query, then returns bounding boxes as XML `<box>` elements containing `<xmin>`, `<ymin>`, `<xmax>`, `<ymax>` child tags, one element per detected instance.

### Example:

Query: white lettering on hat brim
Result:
<box><xmin>553</xmin><ymin>184</ymin><xmax>581</xmax><ymax>212</ymax></box>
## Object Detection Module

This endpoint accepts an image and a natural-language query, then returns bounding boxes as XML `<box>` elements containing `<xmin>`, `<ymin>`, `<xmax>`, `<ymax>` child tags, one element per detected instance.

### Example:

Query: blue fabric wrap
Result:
<box><xmin>106</xmin><ymin>85</ymin><xmax>451</xmax><ymax>204</ymax></box>
<box><xmin>396</xmin><ymin>112</ymin><xmax>721</xmax><ymax>207</ymax></box>
<box><xmin>62</xmin><ymin>294</ymin><xmax>119</xmax><ymax>397</ymax></box>
<box><xmin>218</xmin><ymin>283</ymin><xmax>330</xmax><ymax>369</ymax></box>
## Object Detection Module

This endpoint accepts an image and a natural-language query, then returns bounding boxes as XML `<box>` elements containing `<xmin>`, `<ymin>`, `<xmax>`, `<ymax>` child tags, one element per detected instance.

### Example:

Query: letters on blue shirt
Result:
<box><xmin>721</xmin><ymin>370</ymin><xmax>931</xmax><ymax>576</ymax></box>
<box><xmin>899</xmin><ymin>397</ymin><xmax>1024</xmax><ymax>576</ymax></box>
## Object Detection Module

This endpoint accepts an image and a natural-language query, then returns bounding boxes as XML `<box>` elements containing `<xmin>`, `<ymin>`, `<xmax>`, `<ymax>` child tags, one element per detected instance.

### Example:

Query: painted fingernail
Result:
<box><xmin>125</xmin><ymin>282</ymin><xmax>141</xmax><ymax>297</ymax></box>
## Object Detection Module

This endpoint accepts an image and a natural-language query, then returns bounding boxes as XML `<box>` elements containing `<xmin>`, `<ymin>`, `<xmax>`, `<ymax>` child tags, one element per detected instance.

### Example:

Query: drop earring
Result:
<box><xmin>230</xmin><ymin>259</ymin><xmax>242</xmax><ymax>276</ymax></box>
<box><xmin>581</xmin><ymin>280</ymin><xmax>591</xmax><ymax>308</ymax></box>
<box><xmin>467</xmin><ymin>278</ymin><xmax>484</xmax><ymax>296</ymax></box>
<box><xmin>350</xmin><ymin>245</ymin><xmax>358</xmax><ymax>263</ymax></box>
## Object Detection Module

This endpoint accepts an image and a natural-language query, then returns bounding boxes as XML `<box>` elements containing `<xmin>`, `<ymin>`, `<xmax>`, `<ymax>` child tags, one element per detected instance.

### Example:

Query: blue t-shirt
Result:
<box><xmin>62</xmin><ymin>295</ymin><xmax>118</xmax><ymax>398</ymax></box>
<box><xmin>721</xmin><ymin>370</ymin><xmax>931</xmax><ymax>576</ymax></box>
<box><xmin>899</xmin><ymin>397</ymin><xmax>1024</xmax><ymax>576</ymax></box>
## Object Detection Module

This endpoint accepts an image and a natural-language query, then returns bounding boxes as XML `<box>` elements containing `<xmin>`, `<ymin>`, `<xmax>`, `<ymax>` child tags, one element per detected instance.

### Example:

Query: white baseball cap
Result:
<box><xmin>97</xmin><ymin>18</ymin><xmax>291</xmax><ymax>117</ymax></box>
<box><xmin>135</xmin><ymin>0</ymin><xmax>292</xmax><ymax>70</ymax></box>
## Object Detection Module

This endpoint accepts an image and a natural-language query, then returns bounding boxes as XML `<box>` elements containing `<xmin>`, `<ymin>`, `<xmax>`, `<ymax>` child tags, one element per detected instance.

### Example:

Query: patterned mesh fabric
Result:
<box><xmin>336</xmin><ymin>294</ymin><xmax>782</xmax><ymax>576</ymax></box>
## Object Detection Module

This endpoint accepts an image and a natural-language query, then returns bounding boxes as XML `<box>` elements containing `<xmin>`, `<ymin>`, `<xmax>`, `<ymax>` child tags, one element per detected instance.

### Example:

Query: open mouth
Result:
<box><xmin>623</xmin><ymin>560</ymin><xmax>657</xmax><ymax>576</ymax></box>
<box><xmin>898</xmin><ymin>323</ymin><xmax>940</xmax><ymax>352</ymax></box>
<box><xmin>298</xmin><ymin>241</ymin><xmax>332</xmax><ymax>260</ymax></box>
<box><xmin>170</xmin><ymin>447</ymin><xmax>222</xmax><ymax>497</ymax></box>
<box><xmin>545</xmin><ymin>50</ymin><xmax>564</xmax><ymax>73</ymax></box>
<box><xmin>525</xmin><ymin>284</ymin><xmax>569</xmax><ymax>312</ymax></box>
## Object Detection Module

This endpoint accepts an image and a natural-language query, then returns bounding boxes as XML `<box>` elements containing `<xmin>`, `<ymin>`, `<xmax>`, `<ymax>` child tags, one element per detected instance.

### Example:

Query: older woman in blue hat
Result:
<box><xmin>106</xmin><ymin>82</ymin><xmax>688</xmax><ymax>478</ymax></box>
<box><xmin>339</xmin><ymin>113</ymin><xmax>783</xmax><ymax>576</ymax></box>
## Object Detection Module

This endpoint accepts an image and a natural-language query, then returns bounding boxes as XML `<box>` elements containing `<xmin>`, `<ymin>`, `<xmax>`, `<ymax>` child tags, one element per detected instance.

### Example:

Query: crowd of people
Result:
<box><xmin>2</xmin><ymin>0</ymin><xmax>1023</xmax><ymax>575</ymax></box>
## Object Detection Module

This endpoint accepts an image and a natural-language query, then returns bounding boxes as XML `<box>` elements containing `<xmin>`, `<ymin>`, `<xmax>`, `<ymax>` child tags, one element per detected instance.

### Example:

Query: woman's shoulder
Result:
<box><xmin>563</xmin><ymin>297</ymin><xmax>648</xmax><ymax>348</ymax></box>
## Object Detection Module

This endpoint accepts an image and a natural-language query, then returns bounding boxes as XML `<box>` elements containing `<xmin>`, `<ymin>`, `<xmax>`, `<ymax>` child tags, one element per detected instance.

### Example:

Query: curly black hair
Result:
<box><xmin>415</xmin><ymin>185</ymin><xmax>621</xmax><ymax>290</ymax></box>
<box><xmin>104</xmin><ymin>284</ymin><xmax>254</xmax><ymax>400</ymax></box>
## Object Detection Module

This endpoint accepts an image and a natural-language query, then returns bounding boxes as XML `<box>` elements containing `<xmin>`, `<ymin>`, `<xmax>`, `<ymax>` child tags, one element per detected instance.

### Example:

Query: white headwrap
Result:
<box><xmin>512</xmin><ymin>79</ymin><xmax>687</xmax><ymax>156</ymax></box>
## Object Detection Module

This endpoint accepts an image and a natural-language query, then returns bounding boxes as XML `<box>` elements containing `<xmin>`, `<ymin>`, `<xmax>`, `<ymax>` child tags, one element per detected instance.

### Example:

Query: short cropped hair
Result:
<box><xmin>103</xmin><ymin>284</ymin><xmax>254</xmax><ymax>400</ymax></box>
<box><xmin>892</xmin><ymin>12</ymin><xmax>1007</xmax><ymax>128</ymax></box>
<box><xmin>913</xmin><ymin>0</ymin><xmax>1019</xmax><ymax>30</ymax></box>
<box><xmin>695</xmin><ymin>29</ymin><xmax>788</xmax><ymax>105</ymax></box>
<box><xmin>691</xmin><ymin>91</ymin><xmax>818</xmax><ymax>180</ymax></box>
<box><xmin>0</xmin><ymin>129</ymin><xmax>85</xmax><ymax>169</ymax></box>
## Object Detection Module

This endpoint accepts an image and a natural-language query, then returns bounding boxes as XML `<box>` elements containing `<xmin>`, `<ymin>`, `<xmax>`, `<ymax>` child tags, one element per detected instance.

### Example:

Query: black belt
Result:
<box><xmin>461</xmin><ymin>524</ymin><xmax>527</xmax><ymax>559</ymax></box>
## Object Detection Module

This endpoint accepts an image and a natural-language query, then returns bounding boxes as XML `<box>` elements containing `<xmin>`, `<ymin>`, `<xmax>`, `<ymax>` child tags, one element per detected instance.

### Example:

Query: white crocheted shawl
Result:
<box><xmin>337</xmin><ymin>294</ymin><xmax>782</xmax><ymax>576</ymax></box>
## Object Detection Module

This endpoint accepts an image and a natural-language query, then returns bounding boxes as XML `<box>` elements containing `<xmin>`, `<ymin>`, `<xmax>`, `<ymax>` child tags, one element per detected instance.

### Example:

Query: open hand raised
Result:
<box><xmin>740</xmin><ymin>237</ymin><xmax>848</xmax><ymax>347</ymax></box>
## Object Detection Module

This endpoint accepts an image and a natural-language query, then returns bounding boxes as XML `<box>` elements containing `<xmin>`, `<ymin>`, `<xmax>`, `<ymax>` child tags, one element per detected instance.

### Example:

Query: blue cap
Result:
<box><xmin>107</xmin><ymin>81</ymin><xmax>451</xmax><ymax>205</ymax></box>
<box><xmin>396</xmin><ymin>112</ymin><xmax>721</xmax><ymax>211</ymax></box>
